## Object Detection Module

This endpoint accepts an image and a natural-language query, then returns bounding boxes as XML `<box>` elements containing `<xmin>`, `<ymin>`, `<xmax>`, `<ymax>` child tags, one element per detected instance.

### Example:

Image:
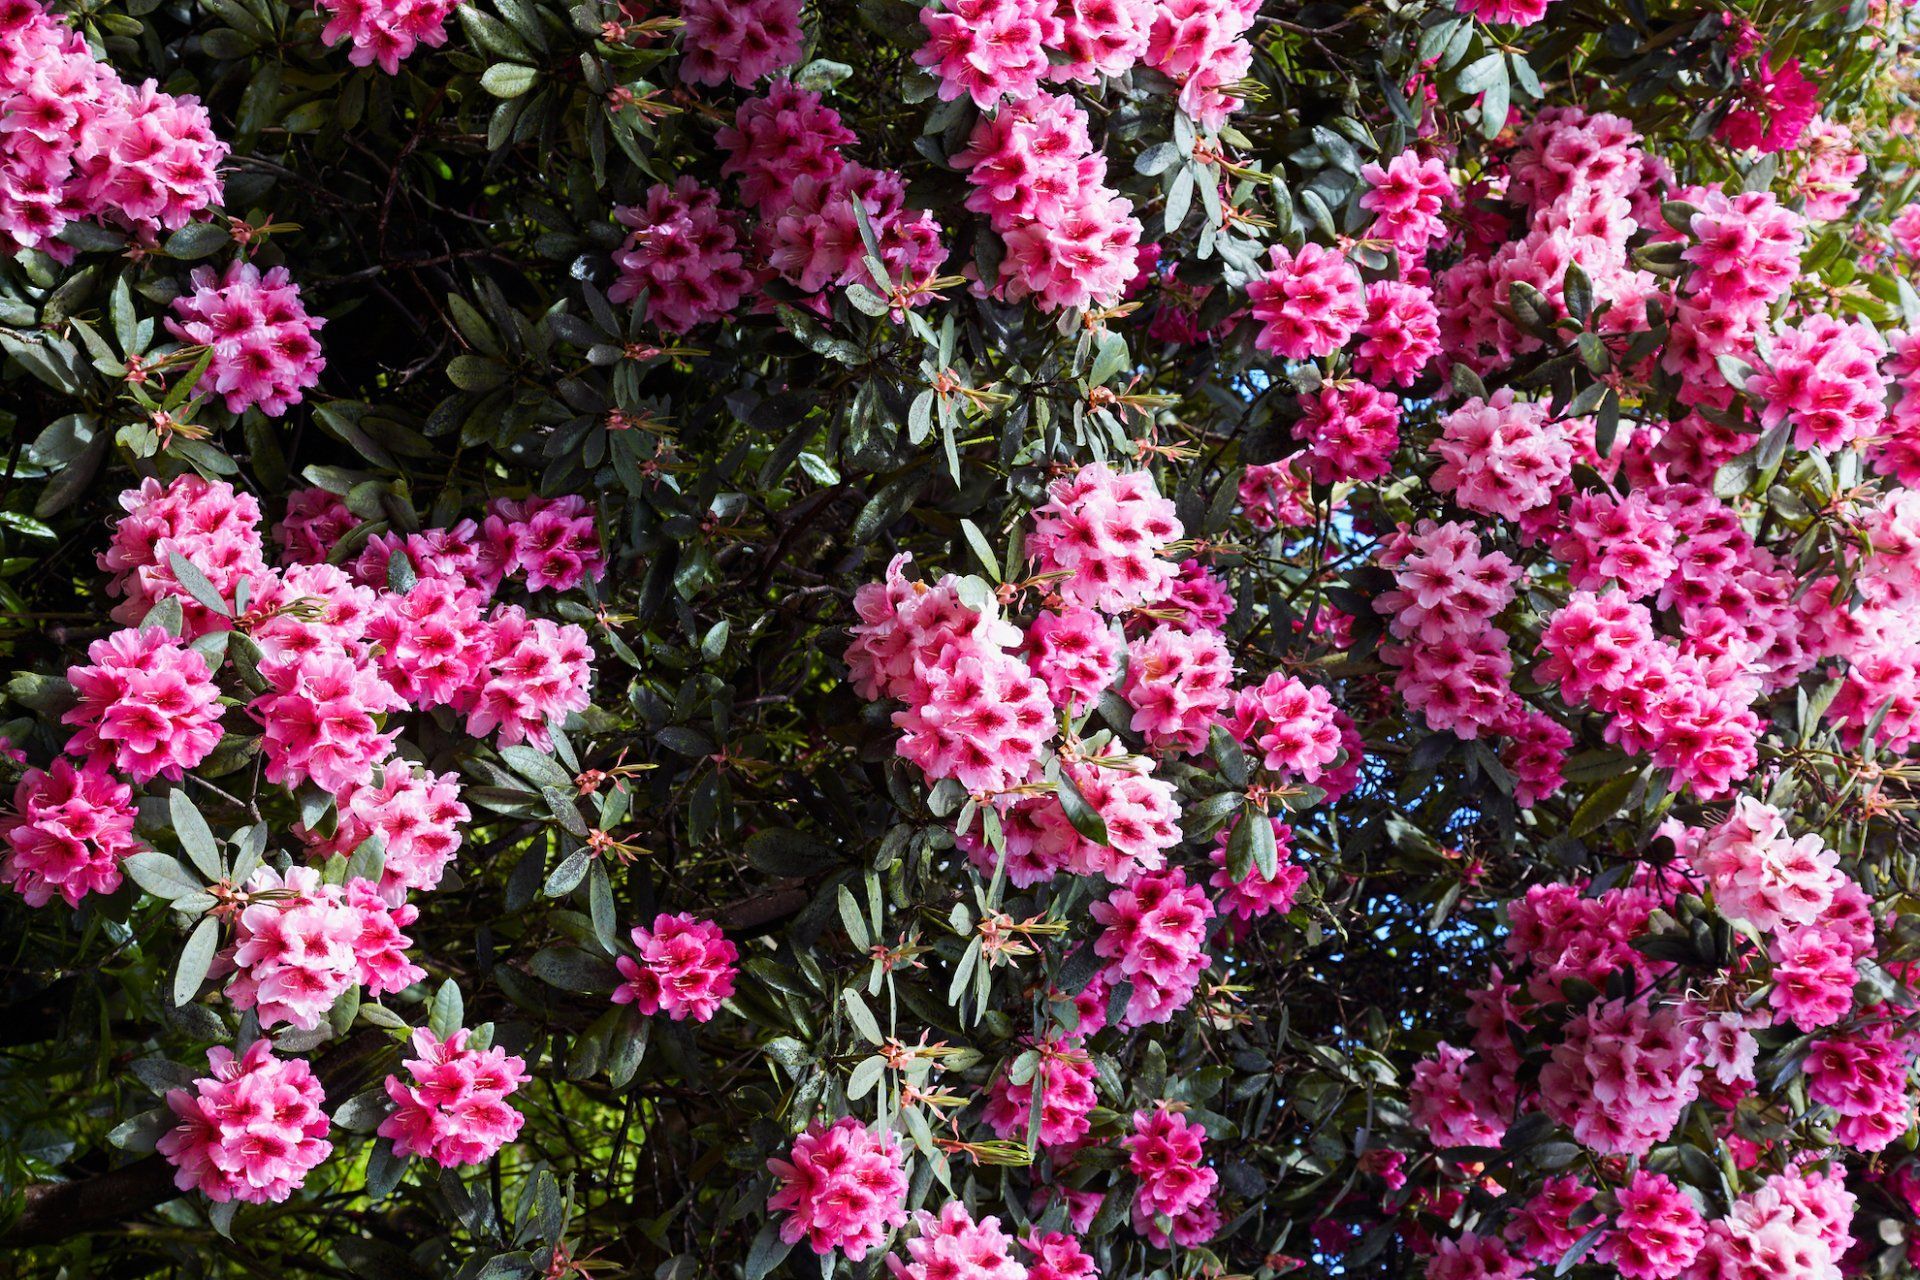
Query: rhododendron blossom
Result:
<box><xmin>768</xmin><ymin>1118</ymin><xmax>911</xmax><ymax>1260</ymax></box>
<box><xmin>378</xmin><ymin>1028</ymin><xmax>528</xmax><ymax>1167</ymax></box>
<box><xmin>157</xmin><ymin>1042</ymin><xmax>332</xmax><ymax>1204</ymax></box>
<box><xmin>613</xmin><ymin>913</ymin><xmax>739</xmax><ymax>1022</ymax></box>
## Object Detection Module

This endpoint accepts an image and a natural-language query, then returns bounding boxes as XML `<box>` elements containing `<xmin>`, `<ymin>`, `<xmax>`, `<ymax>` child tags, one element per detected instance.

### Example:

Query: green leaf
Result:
<box><xmin>480</xmin><ymin>63</ymin><xmax>538</xmax><ymax>97</ymax></box>
<box><xmin>544</xmin><ymin>848</ymin><xmax>591</xmax><ymax>897</ymax></box>
<box><xmin>169</xmin><ymin>790</ymin><xmax>223</xmax><ymax>882</ymax></box>
<box><xmin>837</xmin><ymin>885</ymin><xmax>872</xmax><ymax>950</ymax></box>
<box><xmin>430</xmin><ymin>979</ymin><xmax>464</xmax><ymax>1039</ymax></box>
<box><xmin>125</xmin><ymin>852</ymin><xmax>205</xmax><ymax>901</ymax></box>
<box><xmin>164</xmin><ymin>222</ymin><xmax>230</xmax><ymax>260</ymax></box>
<box><xmin>1568</xmin><ymin>771</ymin><xmax>1638</xmax><ymax>839</ymax></box>
<box><xmin>167</xmin><ymin>551</ymin><xmax>231</xmax><ymax>617</ymax></box>
<box><xmin>588</xmin><ymin>859</ymin><xmax>617</xmax><ymax>953</ymax></box>
<box><xmin>1055</xmin><ymin>772</ymin><xmax>1109</xmax><ymax>845</ymax></box>
<box><xmin>746</xmin><ymin>1224</ymin><xmax>794</xmax><ymax>1280</ymax></box>
<box><xmin>174</xmin><ymin>917</ymin><xmax>219</xmax><ymax>1006</ymax></box>
<box><xmin>842</xmin><ymin>989</ymin><xmax>883</xmax><ymax>1044</ymax></box>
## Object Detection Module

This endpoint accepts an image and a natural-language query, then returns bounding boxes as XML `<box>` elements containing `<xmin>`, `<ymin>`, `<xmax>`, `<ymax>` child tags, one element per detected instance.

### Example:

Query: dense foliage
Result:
<box><xmin>5</xmin><ymin>0</ymin><xmax>1920</xmax><ymax>1277</ymax></box>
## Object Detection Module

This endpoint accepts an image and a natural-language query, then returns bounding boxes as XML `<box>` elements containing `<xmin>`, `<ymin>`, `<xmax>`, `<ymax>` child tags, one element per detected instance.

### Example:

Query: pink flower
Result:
<box><xmin>274</xmin><ymin>488</ymin><xmax>358</xmax><ymax>566</ymax></box>
<box><xmin>251</xmin><ymin>646</ymin><xmax>405</xmax><ymax>794</ymax></box>
<box><xmin>1023</xmin><ymin>607</ymin><xmax>1120</xmax><ymax>707</ymax></box>
<box><xmin>1</xmin><ymin>758</ymin><xmax>141</xmax><ymax>908</ymax></box>
<box><xmin>1143</xmin><ymin>0</ymin><xmax>1258</xmax><ymax>128</ymax></box>
<box><xmin>1048</xmin><ymin>0</ymin><xmax>1153</xmax><ymax>82</ymax></box>
<box><xmin>1208</xmin><ymin>818</ymin><xmax>1305</xmax><ymax>921</ymax></box>
<box><xmin>1375</xmin><ymin>519</ymin><xmax>1519</xmax><ymax>646</ymax></box>
<box><xmin>890</xmin><ymin>1203</ymin><xmax>1028</xmax><ymax>1280</ymax></box>
<box><xmin>1691</xmin><ymin>1170</ymin><xmax>1854</xmax><ymax>1278</ymax></box>
<box><xmin>614</xmin><ymin>912</ymin><xmax>738</xmax><ymax>1022</ymax></box>
<box><xmin>1237</xmin><ymin>458</ymin><xmax>1314</xmax><ymax>531</ymax></box>
<box><xmin>1892</xmin><ymin>203</ymin><xmax>1920</xmax><ymax>260</ymax></box>
<box><xmin>1130</xmin><ymin>1195</ymin><xmax>1220</xmax><ymax>1248</ymax></box>
<box><xmin>1716</xmin><ymin>56</ymin><xmax>1819</xmax><ymax>154</ymax></box>
<box><xmin>62</xmin><ymin>626</ymin><xmax>223</xmax><ymax>783</ymax></box>
<box><xmin>1694</xmin><ymin>798</ymin><xmax>1844</xmax><ymax>935</ymax></box>
<box><xmin>1681</xmin><ymin>189</ymin><xmax>1804</xmax><ymax>315</ymax></box>
<box><xmin>352</xmin><ymin>522</ymin><xmax>488</xmax><ymax>595</ymax></box>
<box><xmin>226</xmin><ymin>865</ymin><xmax>422</xmax><ymax>1029</ymax></box>
<box><xmin>1121</xmin><ymin>625</ymin><xmax>1233</xmax><ymax>755</ymax></box>
<box><xmin>1224</xmin><ymin>673</ymin><xmax>1344</xmax><ymax>781</ymax></box>
<box><xmin>1599</xmin><ymin>1171</ymin><xmax>1705</xmax><ymax>1280</ymax></box>
<box><xmin>1805</xmin><ymin>1026</ymin><xmax>1914</xmax><ymax>1152</ymax></box>
<box><xmin>1247</xmin><ymin>242</ymin><xmax>1366</xmax><ymax>361</ymax></box>
<box><xmin>1495</xmin><ymin>705</ymin><xmax>1570</xmax><ymax>809</ymax></box>
<box><xmin>1426</xmin><ymin>1233</ymin><xmax>1526</xmax><ymax>1280</ymax></box>
<box><xmin>377</xmin><ymin>1027</ymin><xmax>527</xmax><ymax>1167</ymax></box>
<box><xmin>303</xmin><ymin>765</ymin><xmax>468</xmax><ymax>897</ymax></box>
<box><xmin>316</xmin><ymin>0</ymin><xmax>460</xmax><ymax>73</ymax></box>
<box><xmin>1028</xmin><ymin>463</ymin><xmax>1182</xmax><ymax>614</ymax></box>
<box><xmin>479</xmin><ymin>495</ymin><xmax>605</xmax><ymax>593</ymax></box>
<box><xmin>1767</xmin><ymin>926</ymin><xmax>1859</xmax><ymax>1032</ymax></box>
<box><xmin>1749</xmin><ymin>313</ymin><xmax>1887</xmax><ymax>452</ymax></box>
<box><xmin>167</xmin><ymin>262</ymin><xmax>326</xmax><ymax>417</ymax></box>
<box><xmin>609</xmin><ymin>177</ymin><xmax>754</xmax><ymax>333</ymax></box>
<box><xmin>1430</xmin><ymin>390</ymin><xmax>1574</xmax><ymax>521</ymax></box>
<box><xmin>1359</xmin><ymin>151</ymin><xmax>1453</xmax><ymax>254</ymax></box>
<box><xmin>914</xmin><ymin>0</ymin><xmax>1058</xmax><ymax>108</ymax></box>
<box><xmin>894</xmin><ymin>647</ymin><xmax>1055</xmax><ymax>794</ymax></box>
<box><xmin>677</xmin><ymin>0</ymin><xmax>803</xmax><ymax>87</ymax></box>
<box><xmin>1538</xmin><ymin>997</ymin><xmax>1701</xmax><ymax>1157</ymax></box>
<box><xmin>847</xmin><ymin>553</ymin><xmax>1025</xmax><ymax>705</ymax></box>
<box><xmin>364</xmin><ymin>577</ymin><xmax>491</xmax><ymax>709</ymax></box>
<box><xmin>1125</xmin><ymin>1105</ymin><xmax>1216</xmax><ymax>1220</ymax></box>
<box><xmin>995</xmin><ymin>188</ymin><xmax>1143</xmax><ymax>313</ymax></box>
<box><xmin>717</xmin><ymin>81</ymin><xmax>855</xmax><ymax>214</ymax></box>
<box><xmin>157</xmin><ymin>1041</ymin><xmax>331</xmax><ymax>1204</ymax></box>
<box><xmin>0</xmin><ymin>2</ymin><xmax>225</xmax><ymax>252</ymax></box>
<box><xmin>100</xmin><ymin>475</ymin><xmax>268</xmax><ymax>635</ymax></box>
<box><xmin>1796</xmin><ymin>120</ymin><xmax>1866</xmax><ymax>222</ymax></box>
<box><xmin>461</xmin><ymin>608</ymin><xmax>594</xmax><ymax>750</ymax></box>
<box><xmin>983</xmin><ymin>1041</ymin><xmax>1098</xmax><ymax>1148</ymax></box>
<box><xmin>1504</xmin><ymin>1176</ymin><xmax>1595</xmax><ymax>1263</ymax></box>
<box><xmin>1022</xmin><ymin>1231</ymin><xmax>1097</xmax><ymax>1280</ymax></box>
<box><xmin>768</xmin><ymin>1118</ymin><xmax>911</xmax><ymax>1260</ymax></box>
<box><xmin>1053</xmin><ymin>751</ymin><xmax>1181</xmax><ymax>882</ymax></box>
<box><xmin>1292</xmin><ymin>383</ymin><xmax>1401</xmax><ymax>484</ymax></box>
<box><xmin>765</xmin><ymin>165</ymin><xmax>948</xmax><ymax>304</ymax></box>
<box><xmin>1354</xmin><ymin>280</ymin><xmax>1442</xmax><ymax>387</ymax></box>
<box><xmin>1410</xmin><ymin>1042</ymin><xmax>1507</xmax><ymax>1148</ymax></box>
<box><xmin>1090</xmin><ymin>868</ymin><xmax>1213</xmax><ymax>1026</ymax></box>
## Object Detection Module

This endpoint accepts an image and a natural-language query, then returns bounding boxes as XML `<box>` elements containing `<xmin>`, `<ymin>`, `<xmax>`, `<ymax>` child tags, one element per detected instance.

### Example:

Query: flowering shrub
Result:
<box><xmin>8</xmin><ymin>0</ymin><xmax>1920</xmax><ymax>1277</ymax></box>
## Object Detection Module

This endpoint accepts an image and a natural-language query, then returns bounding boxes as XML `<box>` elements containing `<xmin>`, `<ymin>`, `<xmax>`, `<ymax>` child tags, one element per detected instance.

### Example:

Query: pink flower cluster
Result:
<box><xmin>1143</xmin><ymin>0</ymin><xmax>1260</xmax><ymax>128</ymax></box>
<box><xmin>1125</xmin><ymin>1105</ymin><xmax>1216</xmax><ymax>1224</ymax></box>
<box><xmin>316</xmin><ymin>0</ymin><xmax>461</xmax><ymax>74</ymax></box>
<box><xmin>1248</xmin><ymin>242</ymin><xmax>1366</xmax><ymax>361</ymax></box>
<box><xmin>1292</xmin><ymin>383</ymin><xmax>1401</xmax><ymax>484</ymax></box>
<box><xmin>378</xmin><ymin>1027</ymin><xmax>528</xmax><ymax>1167</ymax></box>
<box><xmin>613</xmin><ymin>912</ymin><xmax>739</xmax><ymax>1022</ymax></box>
<box><xmin>1538</xmin><ymin>590</ymin><xmax>1759</xmax><ymax>799</ymax></box>
<box><xmin>677</xmin><ymin>0</ymin><xmax>802</xmax><ymax>87</ymax></box>
<box><xmin>716</xmin><ymin>83</ymin><xmax>948</xmax><ymax>308</ymax></box>
<box><xmin>0</xmin><ymin>759</ymin><xmax>142</xmax><ymax>908</ymax></box>
<box><xmin>226</xmin><ymin>865</ymin><xmax>426</xmax><ymax>1029</ymax></box>
<box><xmin>166</xmin><ymin>261</ymin><xmax>327</xmax><ymax>417</ymax></box>
<box><xmin>0</xmin><ymin>0</ymin><xmax>226</xmax><ymax>254</ymax></box>
<box><xmin>302</xmin><ymin>764</ymin><xmax>469</xmax><ymax>896</ymax></box>
<box><xmin>1090</xmin><ymin>867</ymin><xmax>1213</xmax><ymax>1026</ymax></box>
<box><xmin>767</xmin><ymin>1118</ymin><xmax>911</xmax><ymax>1260</ymax></box>
<box><xmin>983</xmin><ymin>1040</ymin><xmax>1098</xmax><ymax>1148</ymax></box>
<box><xmin>889</xmin><ymin>1203</ymin><xmax>1028</xmax><ymax>1280</ymax></box>
<box><xmin>609</xmin><ymin>177</ymin><xmax>755</xmax><ymax>333</ymax></box>
<box><xmin>157</xmin><ymin>1041</ymin><xmax>332</xmax><ymax>1204</ymax></box>
<box><xmin>956</xmin><ymin>92</ymin><xmax>1142</xmax><ymax>312</ymax></box>
<box><xmin>63</xmin><ymin>626</ymin><xmax>224</xmax><ymax>783</ymax></box>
